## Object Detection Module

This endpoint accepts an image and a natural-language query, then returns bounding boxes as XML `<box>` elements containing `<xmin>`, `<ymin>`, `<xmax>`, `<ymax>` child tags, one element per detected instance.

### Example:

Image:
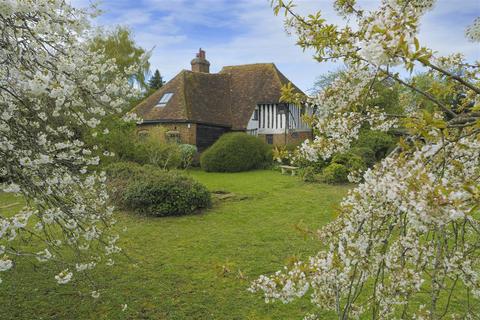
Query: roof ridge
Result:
<box><xmin>220</xmin><ymin>62</ymin><xmax>275</xmax><ymax>70</ymax></box>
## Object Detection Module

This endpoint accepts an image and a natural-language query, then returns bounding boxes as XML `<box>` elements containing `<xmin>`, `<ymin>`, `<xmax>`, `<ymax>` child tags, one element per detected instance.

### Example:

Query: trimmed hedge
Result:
<box><xmin>200</xmin><ymin>133</ymin><xmax>272</xmax><ymax>172</ymax></box>
<box><xmin>105</xmin><ymin>162</ymin><xmax>211</xmax><ymax>217</ymax></box>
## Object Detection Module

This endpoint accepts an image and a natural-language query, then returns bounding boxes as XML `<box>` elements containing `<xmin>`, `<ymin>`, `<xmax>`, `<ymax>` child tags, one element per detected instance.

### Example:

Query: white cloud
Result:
<box><xmin>72</xmin><ymin>0</ymin><xmax>480</xmax><ymax>91</ymax></box>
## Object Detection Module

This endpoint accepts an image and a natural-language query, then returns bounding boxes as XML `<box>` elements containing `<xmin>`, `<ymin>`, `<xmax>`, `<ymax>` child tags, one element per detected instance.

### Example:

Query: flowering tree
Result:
<box><xmin>0</xmin><ymin>0</ymin><xmax>139</xmax><ymax>296</ymax></box>
<box><xmin>250</xmin><ymin>1</ymin><xmax>480</xmax><ymax>318</ymax></box>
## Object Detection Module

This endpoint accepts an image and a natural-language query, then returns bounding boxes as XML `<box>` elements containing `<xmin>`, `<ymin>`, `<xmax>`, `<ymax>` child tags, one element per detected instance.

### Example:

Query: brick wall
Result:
<box><xmin>258</xmin><ymin>130</ymin><xmax>312</xmax><ymax>146</ymax></box>
<box><xmin>137</xmin><ymin>123</ymin><xmax>197</xmax><ymax>145</ymax></box>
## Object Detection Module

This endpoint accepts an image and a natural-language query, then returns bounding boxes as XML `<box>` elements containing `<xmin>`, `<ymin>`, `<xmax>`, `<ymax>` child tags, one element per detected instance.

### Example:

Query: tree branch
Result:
<box><xmin>380</xmin><ymin>69</ymin><xmax>457</xmax><ymax>118</ymax></box>
<box><xmin>422</xmin><ymin>61</ymin><xmax>480</xmax><ymax>95</ymax></box>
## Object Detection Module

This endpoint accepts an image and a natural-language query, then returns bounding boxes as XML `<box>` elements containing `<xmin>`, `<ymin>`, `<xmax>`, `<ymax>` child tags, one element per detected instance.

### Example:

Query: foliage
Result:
<box><xmin>105</xmin><ymin>162</ymin><xmax>210</xmax><ymax>217</ymax></box>
<box><xmin>84</xmin><ymin>116</ymin><xmax>143</xmax><ymax>165</ymax></box>
<box><xmin>293</xmin><ymin>155</ymin><xmax>327</xmax><ymax>174</ymax></box>
<box><xmin>0</xmin><ymin>1</ymin><xmax>140</xmax><ymax>291</ymax></box>
<box><xmin>319</xmin><ymin>163</ymin><xmax>349</xmax><ymax>184</ymax></box>
<box><xmin>90</xmin><ymin>122</ymin><xmax>195</xmax><ymax>170</ymax></box>
<box><xmin>90</xmin><ymin>26</ymin><xmax>151</xmax><ymax>90</ymax></box>
<box><xmin>309</xmin><ymin>69</ymin><xmax>345</xmax><ymax>94</ymax></box>
<box><xmin>148</xmin><ymin>69</ymin><xmax>164</xmax><ymax>90</ymax></box>
<box><xmin>299</xmin><ymin>166</ymin><xmax>317</xmax><ymax>183</ymax></box>
<box><xmin>354</xmin><ymin>130</ymin><xmax>395</xmax><ymax>160</ymax></box>
<box><xmin>251</xmin><ymin>1</ymin><xmax>480</xmax><ymax>319</ymax></box>
<box><xmin>272</xmin><ymin>145</ymin><xmax>291</xmax><ymax>164</ymax></box>
<box><xmin>332</xmin><ymin>152</ymin><xmax>366</xmax><ymax>173</ymax></box>
<box><xmin>90</xmin><ymin>122</ymin><xmax>196</xmax><ymax>170</ymax></box>
<box><xmin>272</xmin><ymin>143</ymin><xmax>304</xmax><ymax>165</ymax></box>
<box><xmin>123</xmin><ymin>172</ymin><xmax>211</xmax><ymax>217</ymax></box>
<box><xmin>104</xmin><ymin>162</ymin><xmax>148</xmax><ymax>206</ymax></box>
<box><xmin>136</xmin><ymin>127</ymin><xmax>182</xmax><ymax>169</ymax></box>
<box><xmin>105</xmin><ymin>161</ymin><xmax>147</xmax><ymax>181</ymax></box>
<box><xmin>200</xmin><ymin>133</ymin><xmax>272</xmax><ymax>172</ymax></box>
<box><xmin>350</xmin><ymin>147</ymin><xmax>376</xmax><ymax>168</ymax></box>
<box><xmin>178</xmin><ymin>144</ymin><xmax>198</xmax><ymax>169</ymax></box>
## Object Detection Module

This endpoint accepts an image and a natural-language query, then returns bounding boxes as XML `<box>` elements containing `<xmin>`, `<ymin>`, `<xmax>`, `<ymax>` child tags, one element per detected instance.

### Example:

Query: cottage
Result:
<box><xmin>132</xmin><ymin>49</ymin><xmax>313</xmax><ymax>151</ymax></box>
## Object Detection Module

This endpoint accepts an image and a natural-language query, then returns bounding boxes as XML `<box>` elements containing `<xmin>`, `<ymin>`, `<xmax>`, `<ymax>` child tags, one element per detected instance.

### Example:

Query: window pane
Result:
<box><xmin>156</xmin><ymin>92</ymin><xmax>174</xmax><ymax>107</ymax></box>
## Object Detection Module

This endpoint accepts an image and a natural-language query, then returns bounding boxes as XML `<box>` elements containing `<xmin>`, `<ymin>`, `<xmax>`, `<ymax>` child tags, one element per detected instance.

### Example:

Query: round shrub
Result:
<box><xmin>320</xmin><ymin>163</ymin><xmax>349</xmax><ymax>184</ymax></box>
<box><xmin>355</xmin><ymin>130</ymin><xmax>395</xmax><ymax>160</ymax></box>
<box><xmin>104</xmin><ymin>161</ymin><xmax>145</xmax><ymax>180</ymax></box>
<box><xmin>104</xmin><ymin>162</ymin><xmax>162</xmax><ymax>207</ymax></box>
<box><xmin>123</xmin><ymin>172</ymin><xmax>211</xmax><ymax>217</ymax></box>
<box><xmin>332</xmin><ymin>152</ymin><xmax>366</xmax><ymax>172</ymax></box>
<box><xmin>200</xmin><ymin>133</ymin><xmax>272</xmax><ymax>172</ymax></box>
<box><xmin>350</xmin><ymin>147</ymin><xmax>376</xmax><ymax>168</ymax></box>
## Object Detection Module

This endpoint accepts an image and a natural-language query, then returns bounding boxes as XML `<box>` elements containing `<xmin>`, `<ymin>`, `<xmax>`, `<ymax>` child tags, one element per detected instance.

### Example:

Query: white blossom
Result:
<box><xmin>255</xmin><ymin>0</ymin><xmax>480</xmax><ymax>318</ymax></box>
<box><xmin>36</xmin><ymin>249</ymin><xmax>53</xmax><ymax>262</ymax></box>
<box><xmin>55</xmin><ymin>269</ymin><xmax>73</xmax><ymax>284</ymax></box>
<box><xmin>0</xmin><ymin>0</ymin><xmax>140</xmax><ymax>288</ymax></box>
<box><xmin>0</xmin><ymin>257</ymin><xmax>13</xmax><ymax>272</ymax></box>
<box><xmin>466</xmin><ymin>17</ymin><xmax>480</xmax><ymax>42</ymax></box>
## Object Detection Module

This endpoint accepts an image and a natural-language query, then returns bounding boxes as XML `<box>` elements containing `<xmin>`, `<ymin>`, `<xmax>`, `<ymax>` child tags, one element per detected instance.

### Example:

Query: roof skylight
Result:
<box><xmin>155</xmin><ymin>92</ymin><xmax>173</xmax><ymax>107</ymax></box>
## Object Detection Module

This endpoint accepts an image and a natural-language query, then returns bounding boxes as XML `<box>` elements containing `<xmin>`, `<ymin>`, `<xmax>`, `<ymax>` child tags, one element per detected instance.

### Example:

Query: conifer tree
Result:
<box><xmin>149</xmin><ymin>69</ymin><xmax>164</xmax><ymax>90</ymax></box>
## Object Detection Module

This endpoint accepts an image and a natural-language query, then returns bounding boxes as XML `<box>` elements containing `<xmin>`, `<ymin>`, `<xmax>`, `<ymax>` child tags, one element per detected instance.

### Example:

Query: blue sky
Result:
<box><xmin>73</xmin><ymin>0</ymin><xmax>480</xmax><ymax>91</ymax></box>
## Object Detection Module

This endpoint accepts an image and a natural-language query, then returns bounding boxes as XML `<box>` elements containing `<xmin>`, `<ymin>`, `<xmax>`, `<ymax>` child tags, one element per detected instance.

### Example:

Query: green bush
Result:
<box><xmin>141</xmin><ymin>134</ymin><xmax>182</xmax><ymax>169</ymax></box>
<box><xmin>299</xmin><ymin>166</ymin><xmax>317</xmax><ymax>183</ymax></box>
<box><xmin>294</xmin><ymin>155</ymin><xmax>326</xmax><ymax>174</ymax></box>
<box><xmin>332</xmin><ymin>152</ymin><xmax>366</xmax><ymax>173</ymax></box>
<box><xmin>350</xmin><ymin>147</ymin><xmax>376</xmax><ymax>168</ymax></box>
<box><xmin>104</xmin><ymin>162</ymin><xmax>158</xmax><ymax>206</ymax></box>
<box><xmin>104</xmin><ymin>161</ymin><xmax>146</xmax><ymax>180</ymax></box>
<box><xmin>200</xmin><ymin>133</ymin><xmax>272</xmax><ymax>172</ymax></box>
<box><xmin>320</xmin><ymin>163</ymin><xmax>349</xmax><ymax>184</ymax></box>
<box><xmin>105</xmin><ymin>162</ymin><xmax>211</xmax><ymax>216</ymax></box>
<box><xmin>179</xmin><ymin>144</ymin><xmax>197</xmax><ymax>169</ymax></box>
<box><xmin>123</xmin><ymin>172</ymin><xmax>211</xmax><ymax>217</ymax></box>
<box><xmin>355</xmin><ymin>130</ymin><xmax>395</xmax><ymax>160</ymax></box>
<box><xmin>85</xmin><ymin>116</ymin><xmax>147</xmax><ymax>165</ymax></box>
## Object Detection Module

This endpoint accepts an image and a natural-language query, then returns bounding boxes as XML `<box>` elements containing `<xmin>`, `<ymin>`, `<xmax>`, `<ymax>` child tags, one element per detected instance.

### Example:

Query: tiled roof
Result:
<box><xmin>132</xmin><ymin>63</ymin><xmax>304</xmax><ymax>130</ymax></box>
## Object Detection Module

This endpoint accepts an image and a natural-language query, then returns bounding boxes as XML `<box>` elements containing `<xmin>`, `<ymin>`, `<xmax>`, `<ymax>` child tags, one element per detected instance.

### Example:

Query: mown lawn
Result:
<box><xmin>0</xmin><ymin>170</ymin><xmax>351</xmax><ymax>319</ymax></box>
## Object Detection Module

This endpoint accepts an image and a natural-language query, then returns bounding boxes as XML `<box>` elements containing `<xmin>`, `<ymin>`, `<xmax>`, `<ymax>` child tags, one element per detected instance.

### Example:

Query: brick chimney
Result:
<box><xmin>191</xmin><ymin>48</ymin><xmax>210</xmax><ymax>73</ymax></box>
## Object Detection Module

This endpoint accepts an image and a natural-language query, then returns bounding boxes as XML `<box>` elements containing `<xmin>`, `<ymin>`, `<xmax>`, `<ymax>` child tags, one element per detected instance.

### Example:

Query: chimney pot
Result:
<box><xmin>191</xmin><ymin>48</ymin><xmax>210</xmax><ymax>73</ymax></box>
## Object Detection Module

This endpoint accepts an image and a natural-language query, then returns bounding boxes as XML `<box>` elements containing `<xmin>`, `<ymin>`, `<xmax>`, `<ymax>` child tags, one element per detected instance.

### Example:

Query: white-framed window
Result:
<box><xmin>155</xmin><ymin>92</ymin><xmax>174</xmax><ymax>107</ymax></box>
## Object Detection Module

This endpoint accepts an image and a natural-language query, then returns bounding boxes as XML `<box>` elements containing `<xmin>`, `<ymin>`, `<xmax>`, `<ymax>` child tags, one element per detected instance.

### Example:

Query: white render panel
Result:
<box><xmin>254</xmin><ymin>103</ymin><xmax>313</xmax><ymax>131</ymax></box>
<box><xmin>247</xmin><ymin>106</ymin><xmax>258</xmax><ymax>130</ymax></box>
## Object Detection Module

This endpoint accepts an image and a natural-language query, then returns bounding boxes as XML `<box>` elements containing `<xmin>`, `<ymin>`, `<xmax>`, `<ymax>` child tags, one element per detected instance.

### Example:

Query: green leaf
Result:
<box><xmin>414</xmin><ymin>37</ymin><xmax>420</xmax><ymax>51</ymax></box>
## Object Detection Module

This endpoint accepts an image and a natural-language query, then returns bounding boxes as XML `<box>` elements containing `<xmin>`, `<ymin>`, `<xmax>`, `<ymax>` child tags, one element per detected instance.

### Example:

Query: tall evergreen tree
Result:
<box><xmin>149</xmin><ymin>69</ymin><xmax>164</xmax><ymax>90</ymax></box>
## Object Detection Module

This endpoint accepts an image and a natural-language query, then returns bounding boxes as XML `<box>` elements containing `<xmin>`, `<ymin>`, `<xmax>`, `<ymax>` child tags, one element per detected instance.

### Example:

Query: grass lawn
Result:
<box><xmin>0</xmin><ymin>169</ymin><xmax>351</xmax><ymax>319</ymax></box>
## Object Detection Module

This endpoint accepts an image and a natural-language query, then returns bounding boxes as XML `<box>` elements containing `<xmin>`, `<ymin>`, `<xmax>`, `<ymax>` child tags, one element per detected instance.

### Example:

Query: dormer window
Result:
<box><xmin>155</xmin><ymin>92</ymin><xmax>173</xmax><ymax>107</ymax></box>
